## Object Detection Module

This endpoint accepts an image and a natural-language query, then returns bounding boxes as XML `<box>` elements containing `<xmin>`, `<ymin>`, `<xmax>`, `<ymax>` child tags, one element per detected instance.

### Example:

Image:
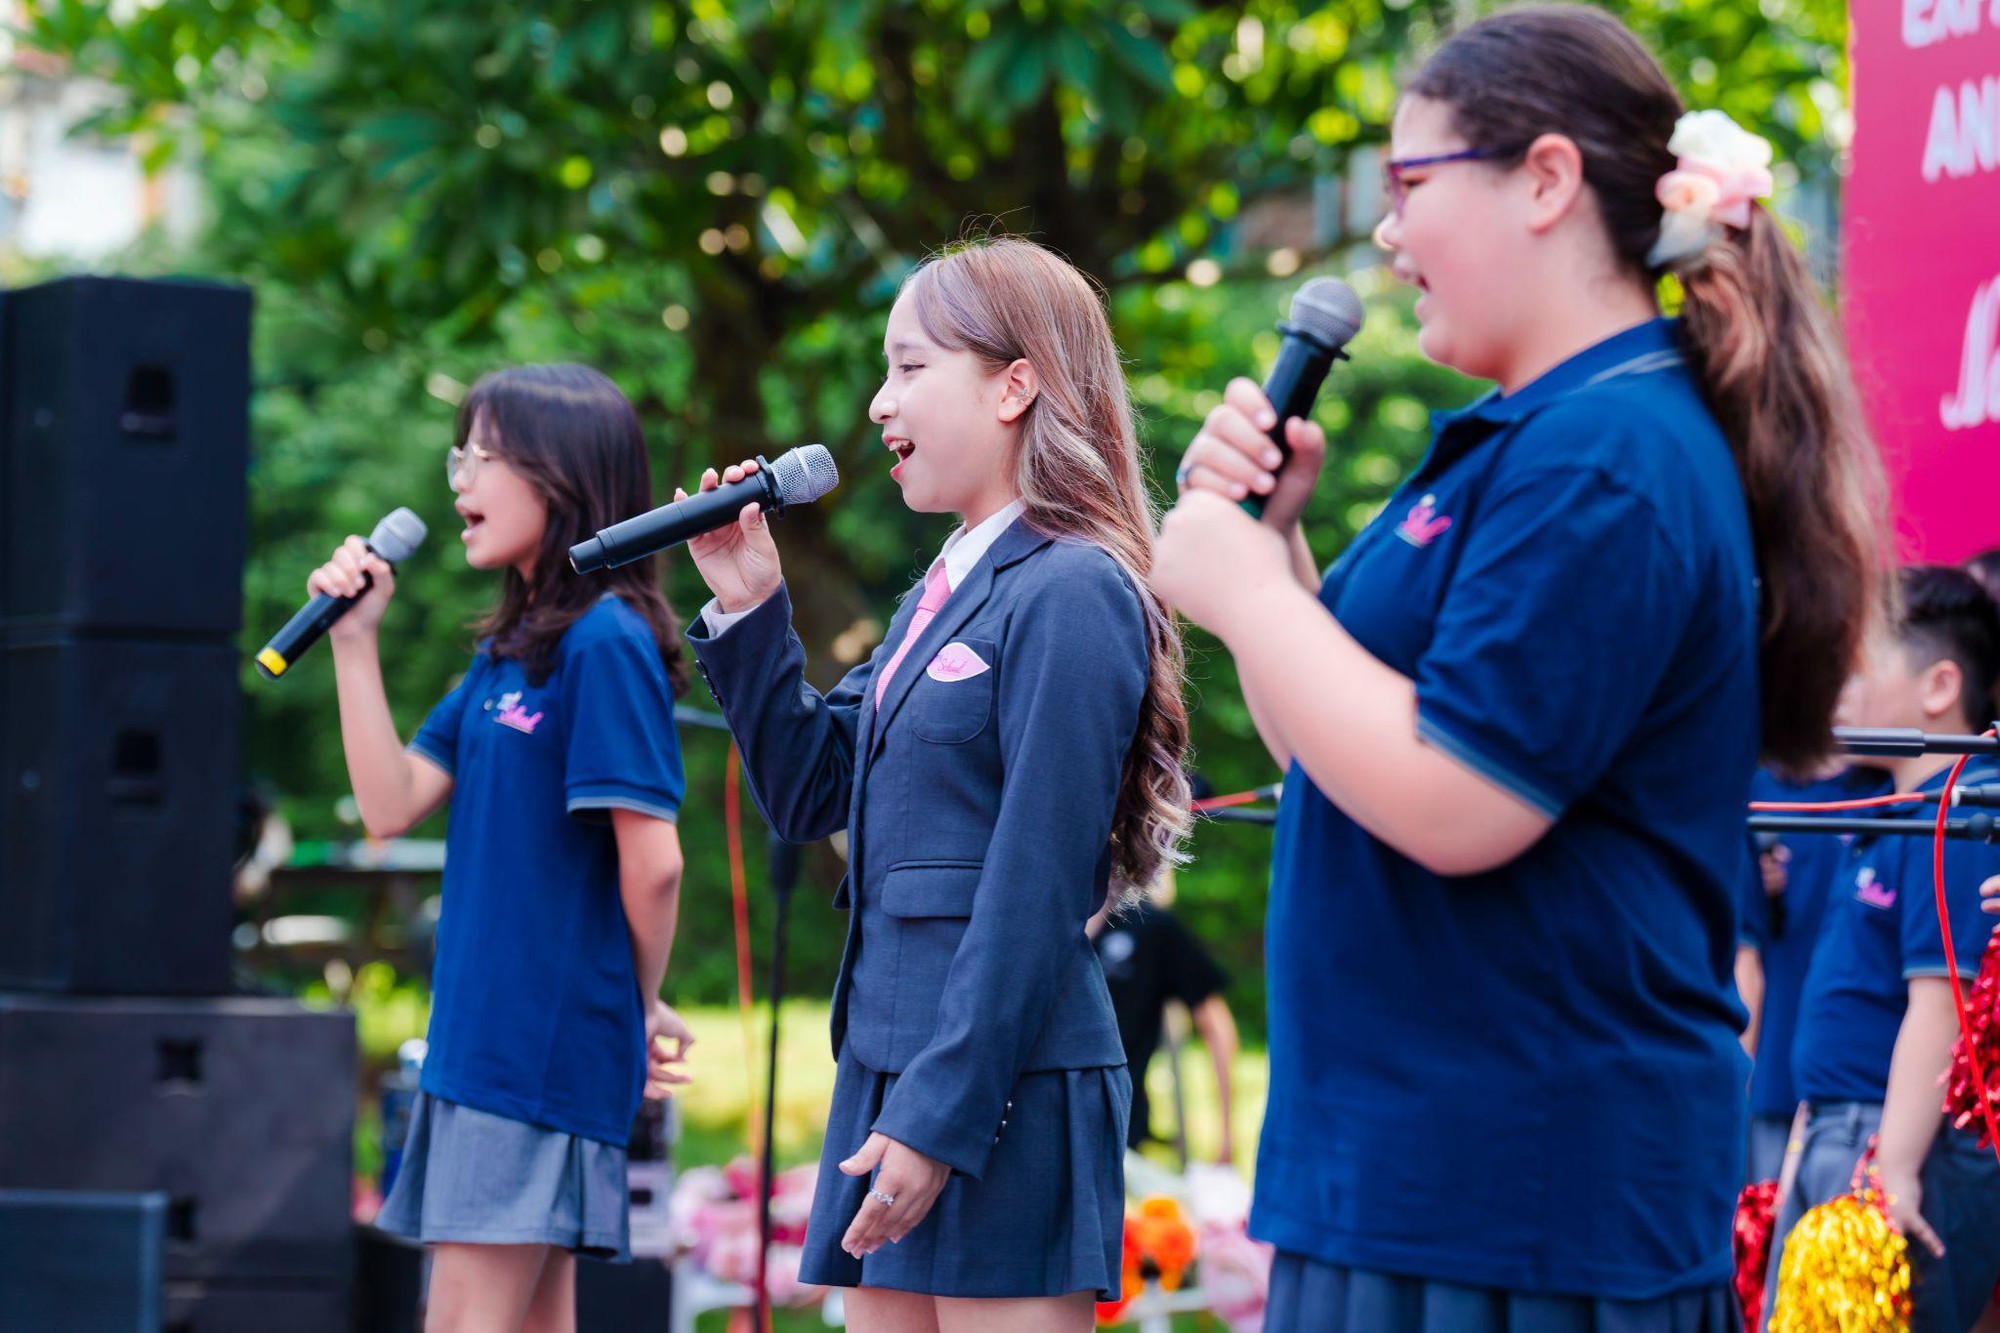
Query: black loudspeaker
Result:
<box><xmin>0</xmin><ymin>996</ymin><xmax>355</xmax><ymax>1287</ymax></box>
<box><xmin>0</xmin><ymin>1188</ymin><xmax>166</xmax><ymax>1333</ymax></box>
<box><xmin>576</xmin><ymin>1257</ymin><xmax>675</xmax><ymax>1330</ymax></box>
<box><xmin>0</xmin><ymin>275</ymin><xmax>251</xmax><ymax>638</ymax></box>
<box><xmin>351</xmin><ymin>1225</ymin><xmax>422</xmax><ymax>1333</ymax></box>
<box><xmin>162</xmin><ymin>1282</ymin><xmax>348</xmax><ymax>1333</ymax></box>
<box><xmin>0</xmin><ymin>634</ymin><xmax>239</xmax><ymax>994</ymax></box>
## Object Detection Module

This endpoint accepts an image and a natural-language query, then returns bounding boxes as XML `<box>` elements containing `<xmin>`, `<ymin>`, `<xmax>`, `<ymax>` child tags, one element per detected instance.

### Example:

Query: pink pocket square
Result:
<box><xmin>925</xmin><ymin>642</ymin><xmax>991</xmax><ymax>682</ymax></box>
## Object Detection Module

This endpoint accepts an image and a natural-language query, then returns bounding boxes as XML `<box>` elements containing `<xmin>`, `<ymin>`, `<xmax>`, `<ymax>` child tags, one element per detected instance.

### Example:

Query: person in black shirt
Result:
<box><xmin>1089</xmin><ymin>872</ymin><xmax>1239</xmax><ymax>1162</ymax></box>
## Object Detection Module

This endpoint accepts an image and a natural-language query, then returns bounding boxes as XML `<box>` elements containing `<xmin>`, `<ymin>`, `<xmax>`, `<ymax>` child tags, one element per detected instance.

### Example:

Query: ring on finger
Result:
<box><xmin>1174</xmin><ymin>458</ymin><xmax>1194</xmax><ymax>487</ymax></box>
<box><xmin>867</xmin><ymin>1188</ymin><xmax>897</xmax><ymax>1207</ymax></box>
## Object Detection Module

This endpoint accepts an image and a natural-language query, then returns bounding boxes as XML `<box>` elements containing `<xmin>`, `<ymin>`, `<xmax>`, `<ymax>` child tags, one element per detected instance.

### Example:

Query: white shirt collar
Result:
<box><xmin>935</xmin><ymin>498</ymin><xmax>1026</xmax><ymax>592</ymax></box>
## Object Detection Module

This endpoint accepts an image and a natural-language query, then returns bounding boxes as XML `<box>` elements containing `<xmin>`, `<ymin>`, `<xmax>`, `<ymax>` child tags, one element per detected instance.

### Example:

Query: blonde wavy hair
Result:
<box><xmin>902</xmin><ymin>236</ymin><xmax>1192</xmax><ymax>901</ymax></box>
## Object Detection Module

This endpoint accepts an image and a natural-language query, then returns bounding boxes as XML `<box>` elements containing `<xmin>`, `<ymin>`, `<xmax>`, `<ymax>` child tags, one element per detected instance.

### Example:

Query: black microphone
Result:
<box><xmin>569</xmin><ymin>445</ymin><xmax>841</xmax><ymax>574</ymax></box>
<box><xmin>1244</xmin><ymin>277</ymin><xmax>1367</xmax><ymax>517</ymax></box>
<box><xmin>255</xmin><ymin>508</ymin><xmax>428</xmax><ymax>680</ymax></box>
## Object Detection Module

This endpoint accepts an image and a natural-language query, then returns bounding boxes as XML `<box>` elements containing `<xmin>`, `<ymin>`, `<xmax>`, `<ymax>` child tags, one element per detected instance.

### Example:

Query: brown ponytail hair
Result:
<box><xmin>902</xmin><ymin>238</ymin><xmax>1191</xmax><ymax>900</ymax></box>
<box><xmin>1407</xmin><ymin>4</ymin><xmax>1887</xmax><ymax>772</ymax></box>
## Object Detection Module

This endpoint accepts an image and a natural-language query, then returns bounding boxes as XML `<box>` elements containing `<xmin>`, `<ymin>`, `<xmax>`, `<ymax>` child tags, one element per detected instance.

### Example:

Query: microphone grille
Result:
<box><xmin>369</xmin><ymin>507</ymin><xmax>429</xmax><ymax>563</ymax></box>
<box><xmin>768</xmin><ymin>444</ymin><xmax>841</xmax><ymax>508</ymax></box>
<box><xmin>1288</xmin><ymin>277</ymin><xmax>1365</xmax><ymax>351</ymax></box>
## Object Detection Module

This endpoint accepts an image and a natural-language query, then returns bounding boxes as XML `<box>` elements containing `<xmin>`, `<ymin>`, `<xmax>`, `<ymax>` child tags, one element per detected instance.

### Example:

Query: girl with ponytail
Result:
<box><xmin>1154</xmin><ymin>6</ymin><xmax>1884</xmax><ymax>1330</ymax></box>
<box><xmin>684</xmin><ymin>237</ymin><xmax>1189</xmax><ymax>1329</ymax></box>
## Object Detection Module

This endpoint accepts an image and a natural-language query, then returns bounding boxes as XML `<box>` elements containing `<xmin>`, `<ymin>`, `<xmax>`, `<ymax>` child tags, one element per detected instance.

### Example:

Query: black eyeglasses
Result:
<box><xmin>1382</xmin><ymin>146</ymin><xmax>1528</xmax><ymax>217</ymax></box>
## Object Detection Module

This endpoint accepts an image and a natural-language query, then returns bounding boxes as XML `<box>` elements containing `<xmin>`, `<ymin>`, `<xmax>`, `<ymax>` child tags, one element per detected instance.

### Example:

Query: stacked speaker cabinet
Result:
<box><xmin>0</xmin><ymin>275</ymin><xmax>249</xmax><ymax>995</ymax></box>
<box><xmin>0</xmin><ymin>277</ymin><xmax>353</xmax><ymax>1332</ymax></box>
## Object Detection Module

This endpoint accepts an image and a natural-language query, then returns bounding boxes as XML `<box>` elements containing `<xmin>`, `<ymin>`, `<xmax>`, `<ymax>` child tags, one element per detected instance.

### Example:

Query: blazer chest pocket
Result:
<box><xmin>879</xmin><ymin>860</ymin><xmax>981</xmax><ymax>918</ymax></box>
<box><xmin>908</xmin><ymin>637</ymin><xmax>996</xmax><ymax>744</ymax></box>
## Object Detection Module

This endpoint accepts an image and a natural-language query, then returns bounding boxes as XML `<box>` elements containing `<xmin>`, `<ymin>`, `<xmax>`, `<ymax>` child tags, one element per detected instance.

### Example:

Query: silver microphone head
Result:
<box><xmin>368</xmin><ymin>507</ymin><xmax>429</xmax><ymax>563</ymax></box>
<box><xmin>767</xmin><ymin>444</ymin><xmax>840</xmax><ymax>510</ymax></box>
<box><xmin>1288</xmin><ymin>277</ymin><xmax>1365</xmax><ymax>353</ymax></box>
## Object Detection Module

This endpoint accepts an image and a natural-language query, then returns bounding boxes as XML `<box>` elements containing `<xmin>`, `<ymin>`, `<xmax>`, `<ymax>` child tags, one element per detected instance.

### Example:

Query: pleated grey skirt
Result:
<box><xmin>375</xmin><ymin>1091</ymin><xmax>631</xmax><ymax>1261</ymax></box>
<box><xmin>799</xmin><ymin>1045</ymin><xmax>1130</xmax><ymax>1299</ymax></box>
<box><xmin>1266</xmin><ymin>1253</ymin><xmax>1736</xmax><ymax>1333</ymax></box>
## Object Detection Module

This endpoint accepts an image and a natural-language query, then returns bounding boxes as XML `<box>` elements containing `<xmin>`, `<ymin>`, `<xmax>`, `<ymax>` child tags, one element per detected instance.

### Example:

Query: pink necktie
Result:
<box><xmin>875</xmin><ymin>562</ymin><xmax>951</xmax><ymax>706</ymax></box>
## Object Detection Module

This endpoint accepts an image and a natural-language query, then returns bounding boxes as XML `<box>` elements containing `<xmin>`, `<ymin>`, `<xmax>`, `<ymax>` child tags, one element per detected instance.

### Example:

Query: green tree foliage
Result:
<box><xmin>19</xmin><ymin>0</ymin><xmax>1845</xmax><ymax>1023</ymax></box>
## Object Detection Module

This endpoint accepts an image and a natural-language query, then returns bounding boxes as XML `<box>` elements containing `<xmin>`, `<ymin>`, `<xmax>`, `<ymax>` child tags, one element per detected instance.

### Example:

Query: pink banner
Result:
<box><xmin>1843</xmin><ymin>0</ymin><xmax>2000</xmax><ymax>562</ymax></box>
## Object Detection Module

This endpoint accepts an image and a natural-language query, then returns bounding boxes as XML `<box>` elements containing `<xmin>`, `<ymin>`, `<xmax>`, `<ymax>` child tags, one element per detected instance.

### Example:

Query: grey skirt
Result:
<box><xmin>799</xmin><ymin>1045</ymin><xmax>1130</xmax><ymax>1299</ymax></box>
<box><xmin>375</xmin><ymin>1091</ymin><xmax>631</xmax><ymax>1261</ymax></box>
<box><xmin>1266</xmin><ymin>1254</ymin><xmax>1736</xmax><ymax>1333</ymax></box>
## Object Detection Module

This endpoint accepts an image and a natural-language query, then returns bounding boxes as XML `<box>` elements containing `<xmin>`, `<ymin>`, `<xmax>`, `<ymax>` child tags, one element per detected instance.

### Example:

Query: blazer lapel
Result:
<box><xmin>855</xmin><ymin>575</ymin><xmax>927</xmax><ymax>763</ymax></box>
<box><xmin>869</xmin><ymin>518</ymin><xmax>1053</xmax><ymax>753</ymax></box>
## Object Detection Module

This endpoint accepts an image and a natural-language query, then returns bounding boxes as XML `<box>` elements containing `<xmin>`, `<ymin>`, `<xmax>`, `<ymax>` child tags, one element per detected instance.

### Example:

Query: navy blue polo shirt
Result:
<box><xmin>408</xmin><ymin>596</ymin><xmax>686</xmax><ymax>1144</ymax></box>
<box><xmin>1254</xmin><ymin>319</ymin><xmax>1758</xmax><ymax>1299</ymax></box>
<box><xmin>1791</xmin><ymin>762</ymin><xmax>2000</xmax><ymax>1107</ymax></box>
<box><xmin>1742</xmin><ymin>766</ymin><xmax>1894</xmax><ymax>1118</ymax></box>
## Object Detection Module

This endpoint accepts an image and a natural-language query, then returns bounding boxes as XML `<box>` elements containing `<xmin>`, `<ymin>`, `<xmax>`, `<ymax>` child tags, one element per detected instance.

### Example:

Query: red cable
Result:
<box><xmin>1191</xmin><ymin>782</ymin><xmax>1284</xmax><ymax>813</ymax></box>
<box><xmin>1192</xmin><ymin>790</ymin><xmax>1266</xmax><ymax>812</ymax></box>
<box><xmin>1749</xmin><ymin>793</ymin><xmax>1928</xmax><ymax>813</ymax></box>
<box><xmin>722</xmin><ymin>744</ymin><xmax>773</xmax><ymax>1332</ymax></box>
<box><xmin>724</xmin><ymin>740</ymin><xmax>760</xmax><ymax>1136</ymax></box>
<box><xmin>1934</xmin><ymin>745</ymin><xmax>2000</xmax><ymax>1166</ymax></box>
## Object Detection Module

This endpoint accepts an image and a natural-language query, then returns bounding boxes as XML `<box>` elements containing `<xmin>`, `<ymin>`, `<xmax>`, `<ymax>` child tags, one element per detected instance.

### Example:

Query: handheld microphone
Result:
<box><xmin>570</xmin><ymin>444</ymin><xmax>840</xmax><ymax>574</ymax></box>
<box><xmin>1245</xmin><ymin>277</ymin><xmax>1367</xmax><ymax>517</ymax></box>
<box><xmin>255</xmin><ymin>508</ymin><xmax>428</xmax><ymax>680</ymax></box>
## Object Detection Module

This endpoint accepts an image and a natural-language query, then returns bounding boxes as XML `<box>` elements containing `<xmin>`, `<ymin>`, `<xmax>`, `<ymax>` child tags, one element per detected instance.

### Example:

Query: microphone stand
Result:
<box><xmin>755</xmin><ymin>833</ymin><xmax>803</xmax><ymax>1333</ymax></box>
<box><xmin>1747</xmin><ymin>813</ymin><xmax>2000</xmax><ymax>842</ymax></box>
<box><xmin>1741</xmin><ymin>724</ymin><xmax>2000</xmax><ymax>841</ymax></box>
<box><xmin>1834</xmin><ymin>725</ymin><xmax>2000</xmax><ymax>757</ymax></box>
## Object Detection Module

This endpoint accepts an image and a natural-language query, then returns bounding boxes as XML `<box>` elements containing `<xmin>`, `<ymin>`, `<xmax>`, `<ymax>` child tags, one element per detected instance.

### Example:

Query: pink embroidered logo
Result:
<box><xmin>1854</xmin><ymin>867</ymin><xmax>1897</xmax><ymax>910</ymax></box>
<box><xmin>925</xmin><ymin>642</ymin><xmax>992</xmax><ymax>683</ymax></box>
<box><xmin>1396</xmin><ymin>493</ymin><xmax>1453</xmax><ymax>548</ymax></box>
<box><xmin>493</xmin><ymin>690</ymin><xmax>544</xmax><ymax>735</ymax></box>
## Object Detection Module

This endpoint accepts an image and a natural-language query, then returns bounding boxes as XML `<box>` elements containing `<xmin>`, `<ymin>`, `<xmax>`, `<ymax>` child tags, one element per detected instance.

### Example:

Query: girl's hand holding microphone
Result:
<box><xmin>1155</xmin><ymin>378</ymin><xmax>1321</xmax><ymax>638</ymax></box>
<box><xmin>681</xmin><ymin>460</ymin><xmax>784</xmax><ymax>613</ymax></box>
<box><xmin>1175</xmin><ymin>376</ymin><xmax>1328</xmax><ymax>531</ymax></box>
<box><xmin>305</xmin><ymin>535</ymin><xmax>397</xmax><ymax>642</ymax></box>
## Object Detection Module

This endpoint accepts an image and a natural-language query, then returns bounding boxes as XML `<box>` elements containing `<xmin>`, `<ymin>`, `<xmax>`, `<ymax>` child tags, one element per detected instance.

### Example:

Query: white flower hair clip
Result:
<box><xmin>1645</xmin><ymin>110</ymin><xmax>1775</xmax><ymax>271</ymax></box>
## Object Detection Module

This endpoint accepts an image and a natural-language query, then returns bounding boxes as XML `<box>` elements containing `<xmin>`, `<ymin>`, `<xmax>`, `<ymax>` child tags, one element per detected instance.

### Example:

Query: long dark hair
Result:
<box><xmin>1407</xmin><ymin>5</ymin><xmax>1887</xmax><ymax>773</ymax></box>
<box><xmin>459</xmin><ymin>364</ymin><xmax>688</xmax><ymax>693</ymax></box>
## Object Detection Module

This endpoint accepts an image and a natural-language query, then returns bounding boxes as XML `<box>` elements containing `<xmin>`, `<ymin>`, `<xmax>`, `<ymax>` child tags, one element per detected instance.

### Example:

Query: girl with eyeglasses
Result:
<box><xmin>1154</xmin><ymin>7</ymin><xmax>1887</xmax><ymax>1330</ymax></box>
<box><xmin>307</xmin><ymin>363</ymin><xmax>693</xmax><ymax>1333</ymax></box>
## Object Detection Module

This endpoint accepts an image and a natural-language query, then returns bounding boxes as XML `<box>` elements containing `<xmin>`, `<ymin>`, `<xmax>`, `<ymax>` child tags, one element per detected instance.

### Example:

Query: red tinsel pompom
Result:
<box><xmin>1942</xmin><ymin>928</ymin><xmax>2000</xmax><ymax>1148</ymax></box>
<box><xmin>1734</xmin><ymin>1179</ymin><xmax>1778</xmax><ymax>1333</ymax></box>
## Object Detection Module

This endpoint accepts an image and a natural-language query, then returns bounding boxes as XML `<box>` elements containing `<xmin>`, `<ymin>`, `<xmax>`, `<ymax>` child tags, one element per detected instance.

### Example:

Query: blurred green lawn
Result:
<box><xmin>672</xmin><ymin>1001</ymin><xmax>1267</xmax><ymax>1333</ymax></box>
<box><xmin>672</xmin><ymin>1000</ymin><xmax>1266</xmax><ymax>1172</ymax></box>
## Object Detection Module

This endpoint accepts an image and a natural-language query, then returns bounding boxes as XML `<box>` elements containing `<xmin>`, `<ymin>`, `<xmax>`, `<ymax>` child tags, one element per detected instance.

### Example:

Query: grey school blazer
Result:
<box><xmin>686</xmin><ymin>519</ymin><xmax>1143</xmax><ymax>1178</ymax></box>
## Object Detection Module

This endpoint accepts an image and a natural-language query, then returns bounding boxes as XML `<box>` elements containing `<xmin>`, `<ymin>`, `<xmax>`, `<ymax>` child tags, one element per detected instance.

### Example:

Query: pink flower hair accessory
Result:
<box><xmin>1646</xmin><ymin>110</ymin><xmax>1775</xmax><ymax>271</ymax></box>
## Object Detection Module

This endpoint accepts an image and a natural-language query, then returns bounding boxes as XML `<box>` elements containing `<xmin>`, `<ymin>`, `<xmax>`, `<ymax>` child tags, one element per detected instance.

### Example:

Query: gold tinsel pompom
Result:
<box><xmin>1766</xmin><ymin>1188</ymin><xmax>1911</xmax><ymax>1332</ymax></box>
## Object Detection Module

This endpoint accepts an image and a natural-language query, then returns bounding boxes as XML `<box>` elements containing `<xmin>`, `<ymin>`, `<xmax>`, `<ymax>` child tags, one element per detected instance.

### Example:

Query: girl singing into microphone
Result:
<box><xmin>1155</xmin><ymin>8</ymin><xmax>1885</xmax><ymax>1330</ymax></box>
<box><xmin>310</xmin><ymin>364</ymin><xmax>693</xmax><ymax>1333</ymax></box>
<box><xmin>683</xmin><ymin>237</ymin><xmax>1189</xmax><ymax>1331</ymax></box>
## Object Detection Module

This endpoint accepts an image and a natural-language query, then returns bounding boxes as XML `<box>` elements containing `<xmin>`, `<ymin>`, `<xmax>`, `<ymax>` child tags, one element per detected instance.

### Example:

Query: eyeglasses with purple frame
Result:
<box><xmin>1382</xmin><ymin>145</ymin><xmax>1528</xmax><ymax>217</ymax></box>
